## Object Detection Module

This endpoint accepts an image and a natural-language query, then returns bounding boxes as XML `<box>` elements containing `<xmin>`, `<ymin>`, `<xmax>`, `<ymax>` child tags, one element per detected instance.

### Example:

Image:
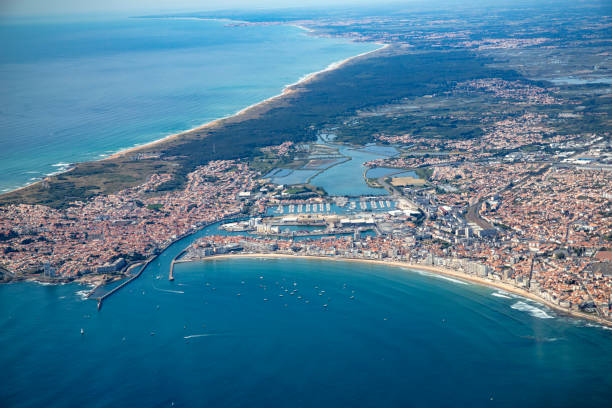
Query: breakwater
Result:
<box><xmin>169</xmin><ymin>248</ymin><xmax>187</xmax><ymax>281</ymax></box>
<box><xmin>94</xmin><ymin>213</ymin><xmax>248</xmax><ymax>308</ymax></box>
<box><xmin>96</xmin><ymin>258</ymin><xmax>153</xmax><ymax>310</ymax></box>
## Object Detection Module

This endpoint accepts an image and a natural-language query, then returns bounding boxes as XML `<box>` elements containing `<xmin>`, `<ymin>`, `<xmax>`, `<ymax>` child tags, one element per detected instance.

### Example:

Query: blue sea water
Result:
<box><xmin>1</xmin><ymin>16</ymin><xmax>612</xmax><ymax>408</ymax></box>
<box><xmin>1</xmin><ymin>222</ymin><xmax>611</xmax><ymax>407</ymax></box>
<box><xmin>0</xmin><ymin>17</ymin><xmax>378</xmax><ymax>192</ymax></box>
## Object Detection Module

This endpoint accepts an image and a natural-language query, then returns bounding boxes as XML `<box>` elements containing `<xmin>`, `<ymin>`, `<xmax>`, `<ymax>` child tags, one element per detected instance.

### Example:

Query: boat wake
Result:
<box><xmin>511</xmin><ymin>301</ymin><xmax>554</xmax><ymax>319</ymax></box>
<box><xmin>521</xmin><ymin>335</ymin><xmax>560</xmax><ymax>342</ymax></box>
<box><xmin>152</xmin><ymin>285</ymin><xmax>184</xmax><ymax>294</ymax></box>
<box><xmin>184</xmin><ymin>333</ymin><xmax>225</xmax><ymax>339</ymax></box>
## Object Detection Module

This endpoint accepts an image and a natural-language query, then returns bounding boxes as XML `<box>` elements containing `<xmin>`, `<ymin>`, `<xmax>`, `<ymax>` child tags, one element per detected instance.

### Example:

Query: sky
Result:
<box><xmin>0</xmin><ymin>0</ymin><xmax>379</xmax><ymax>17</ymax></box>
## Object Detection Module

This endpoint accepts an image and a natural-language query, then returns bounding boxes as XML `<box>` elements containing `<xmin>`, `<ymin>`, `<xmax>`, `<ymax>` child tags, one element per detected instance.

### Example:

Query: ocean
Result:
<box><xmin>1</xmin><ymin>16</ymin><xmax>611</xmax><ymax>408</ymax></box>
<box><xmin>1</xmin><ymin>221</ymin><xmax>611</xmax><ymax>407</ymax></box>
<box><xmin>0</xmin><ymin>17</ymin><xmax>378</xmax><ymax>192</ymax></box>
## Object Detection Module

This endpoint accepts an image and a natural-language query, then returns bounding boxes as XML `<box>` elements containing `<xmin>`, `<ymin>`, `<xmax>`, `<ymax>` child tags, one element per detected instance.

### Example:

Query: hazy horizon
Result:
<box><xmin>3</xmin><ymin>0</ymin><xmax>599</xmax><ymax>20</ymax></box>
<box><xmin>0</xmin><ymin>0</ymin><xmax>386</xmax><ymax>18</ymax></box>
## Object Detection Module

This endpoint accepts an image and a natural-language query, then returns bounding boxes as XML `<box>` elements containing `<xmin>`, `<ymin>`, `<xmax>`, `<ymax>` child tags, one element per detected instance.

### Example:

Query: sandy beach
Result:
<box><xmin>180</xmin><ymin>252</ymin><xmax>612</xmax><ymax>329</ymax></box>
<box><xmin>104</xmin><ymin>42</ymin><xmax>389</xmax><ymax>161</ymax></box>
<box><xmin>1</xmin><ymin>24</ymin><xmax>388</xmax><ymax>195</ymax></box>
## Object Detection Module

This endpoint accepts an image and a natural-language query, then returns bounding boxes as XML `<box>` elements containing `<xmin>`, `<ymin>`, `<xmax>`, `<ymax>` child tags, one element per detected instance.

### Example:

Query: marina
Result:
<box><xmin>268</xmin><ymin>198</ymin><xmax>397</xmax><ymax>216</ymax></box>
<box><xmin>1</xmin><ymin>3</ymin><xmax>611</xmax><ymax>407</ymax></box>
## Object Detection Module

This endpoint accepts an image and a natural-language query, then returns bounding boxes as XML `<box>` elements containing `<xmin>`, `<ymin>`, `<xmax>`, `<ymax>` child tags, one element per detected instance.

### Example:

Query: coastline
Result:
<box><xmin>104</xmin><ymin>42</ymin><xmax>389</xmax><ymax>161</ymax></box>
<box><xmin>179</xmin><ymin>252</ymin><xmax>612</xmax><ymax>329</ymax></box>
<box><xmin>1</xmin><ymin>20</ymin><xmax>388</xmax><ymax>195</ymax></box>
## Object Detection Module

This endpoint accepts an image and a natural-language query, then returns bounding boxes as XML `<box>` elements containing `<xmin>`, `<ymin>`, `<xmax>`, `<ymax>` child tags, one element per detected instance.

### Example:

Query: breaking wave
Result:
<box><xmin>492</xmin><ymin>291</ymin><xmax>513</xmax><ymax>299</ymax></box>
<box><xmin>511</xmin><ymin>301</ymin><xmax>554</xmax><ymax>319</ymax></box>
<box><xmin>415</xmin><ymin>270</ymin><xmax>469</xmax><ymax>285</ymax></box>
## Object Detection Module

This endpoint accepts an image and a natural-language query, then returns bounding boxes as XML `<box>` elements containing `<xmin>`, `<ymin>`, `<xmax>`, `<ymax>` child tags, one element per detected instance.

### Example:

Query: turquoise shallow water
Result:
<box><xmin>1</xmin><ymin>17</ymin><xmax>612</xmax><ymax>407</ymax></box>
<box><xmin>0</xmin><ymin>18</ymin><xmax>377</xmax><ymax>192</ymax></box>
<box><xmin>1</xmin><ymin>222</ymin><xmax>611</xmax><ymax>407</ymax></box>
